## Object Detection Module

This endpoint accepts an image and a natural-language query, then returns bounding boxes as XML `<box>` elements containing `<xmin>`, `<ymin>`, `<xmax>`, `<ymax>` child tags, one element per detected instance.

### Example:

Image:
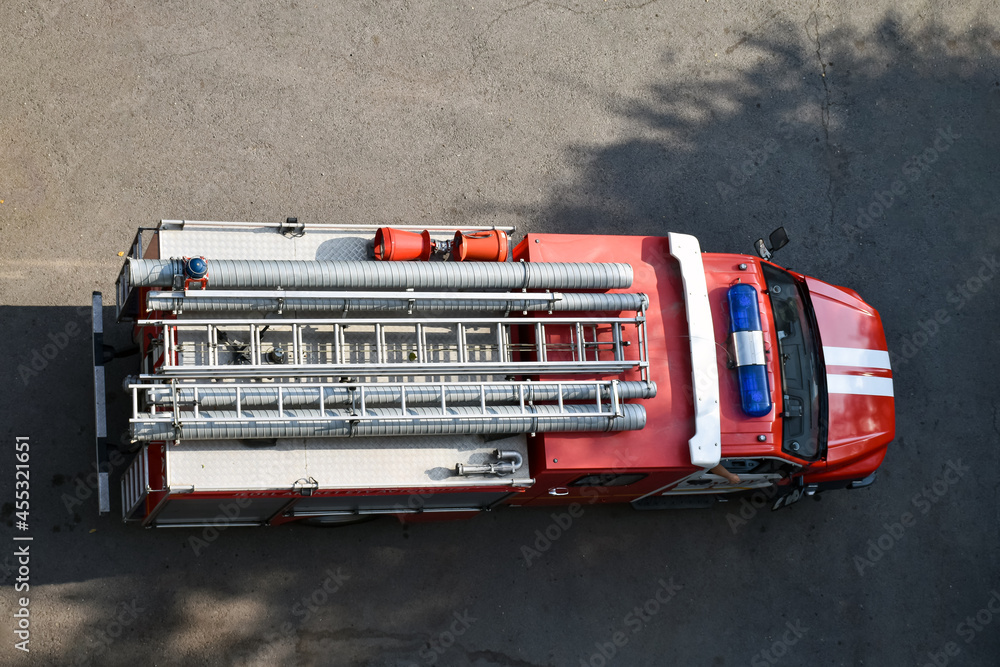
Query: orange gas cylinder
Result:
<box><xmin>452</xmin><ymin>230</ymin><xmax>509</xmax><ymax>262</ymax></box>
<box><xmin>373</xmin><ymin>227</ymin><xmax>434</xmax><ymax>261</ymax></box>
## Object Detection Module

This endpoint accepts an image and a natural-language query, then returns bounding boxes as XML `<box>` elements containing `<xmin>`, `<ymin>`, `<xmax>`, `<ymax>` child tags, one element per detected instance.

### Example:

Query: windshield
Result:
<box><xmin>760</xmin><ymin>264</ymin><xmax>827</xmax><ymax>460</ymax></box>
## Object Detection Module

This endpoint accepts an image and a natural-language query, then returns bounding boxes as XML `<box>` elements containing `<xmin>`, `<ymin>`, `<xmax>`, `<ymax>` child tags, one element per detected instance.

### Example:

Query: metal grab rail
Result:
<box><xmin>145</xmin><ymin>289</ymin><xmax>649</xmax><ymax>315</ymax></box>
<box><xmin>159</xmin><ymin>219</ymin><xmax>517</xmax><ymax>233</ymax></box>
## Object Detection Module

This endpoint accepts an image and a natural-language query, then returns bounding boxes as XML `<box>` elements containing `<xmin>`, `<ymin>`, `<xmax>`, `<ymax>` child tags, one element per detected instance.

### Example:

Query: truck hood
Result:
<box><xmin>804</xmin><ymin>277</ymin><xmax>896</xmax><ymax>465</ymax></box>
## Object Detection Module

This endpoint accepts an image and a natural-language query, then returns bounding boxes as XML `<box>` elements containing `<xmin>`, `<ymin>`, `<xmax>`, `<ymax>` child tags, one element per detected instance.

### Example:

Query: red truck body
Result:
<box><xmin>94</xmin><ymin>221</ymin><xmax>894</xmax><ymax>526</ymax></box>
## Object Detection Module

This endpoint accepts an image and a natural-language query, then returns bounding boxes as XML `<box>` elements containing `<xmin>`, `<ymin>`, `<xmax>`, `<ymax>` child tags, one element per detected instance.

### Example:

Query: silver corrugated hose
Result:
<box><xmin>128</xmin><ymin>258</ymin><xmax>633</xmax><ymax>290</ymax></box>
<box><xmin>131</xmin><ymin>403</ymin><xmax>646</xmax><ymax>441</ymax></box>
<box><xmin>145</xmin><ymin>291</ymin><xmax>647</xmax><ymax>314</ymax></box>
<box><xmin>143</xmin><ymin>381</ymin><xmax>657</xmax><ymax>408</ymax></box>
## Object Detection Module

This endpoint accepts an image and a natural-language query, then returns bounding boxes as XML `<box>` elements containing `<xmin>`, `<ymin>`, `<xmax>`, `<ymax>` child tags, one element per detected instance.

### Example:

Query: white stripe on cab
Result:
<box><xmin>826</xmin><ymin>374</ymin><xmax>894</xmax><ymax>397</ymax></box>
<box><xmin>823</xmin><ymin>346</ymin><xmax>892</xmax><ymax>370</ymax></box>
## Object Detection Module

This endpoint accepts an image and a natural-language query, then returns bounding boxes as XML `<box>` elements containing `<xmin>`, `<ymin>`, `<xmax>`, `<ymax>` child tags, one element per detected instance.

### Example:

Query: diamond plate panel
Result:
<box><xmin>166</xmin><ymin>434</ymin><xmax>529</xmax><ymax>491</ymax></box>
<box><xmin>314</xmin><ymin>236</ymin><xmax>370</xmax><ymax>261</ymax></box>
<box><xmin>167</xmin><ymin>438</ymin><xmax>309</xmax><ymax>490</ymax></box>
<box><xmin>158</xmin><ymin>228</ymin><xmax>371</xmax><ymax>261</ymax></box>
<box><xmin>157</xmin><ymin>226</ymin><xmax>457</xmax><ymax>262</ymax></box>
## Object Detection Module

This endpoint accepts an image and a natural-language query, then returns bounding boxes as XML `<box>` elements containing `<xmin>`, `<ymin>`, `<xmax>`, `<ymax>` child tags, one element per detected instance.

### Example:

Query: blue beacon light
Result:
<box><xmin>727</xmin><ymin>283</ymin><xmax>772</xmax><ymax>418</ymax></box>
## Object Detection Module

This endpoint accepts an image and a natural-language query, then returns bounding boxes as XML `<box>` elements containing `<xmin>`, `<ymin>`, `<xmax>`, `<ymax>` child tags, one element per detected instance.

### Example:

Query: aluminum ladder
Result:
<box><xmin>125</xmin><ymin>378</ymin><xmax>657</xmax><ymax>442</ymax></box>
<box><xmin>140</xmin><ymin>313</ymin><xmax>649</xmax><ymax>379</ymax></box>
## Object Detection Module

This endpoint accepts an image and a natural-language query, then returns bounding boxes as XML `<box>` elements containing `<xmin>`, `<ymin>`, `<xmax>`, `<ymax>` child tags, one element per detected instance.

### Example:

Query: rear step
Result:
<box><xmin>91</xmin><ymin>292</ymin><xmax>111</xmax><ymax>515</ymax></box>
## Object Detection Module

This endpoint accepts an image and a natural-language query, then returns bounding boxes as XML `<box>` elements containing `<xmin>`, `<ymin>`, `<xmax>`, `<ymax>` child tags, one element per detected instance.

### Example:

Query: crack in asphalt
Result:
<box><xmin>547</xmin><ymin>0</ymin><xmax>664</xmax><ymax>13</ymax></box>
<box><xmin>470</xmin><ymin>0</ymin><xmax>663</xmax><ymax>73</ymax></box>
<box><xmin>151</xmin><ymin>45</ymin><xmax>227</xmax><ymax>65</ymax></box>
<box><xmin>469</xmin><ymin>0</ymin><xmax>544</xmax><ymax>73</ymax></box>
<box><xmin>807</xmin><ymin>4</ymin><xmax>838</xmax><ymax>233</ymax></box>
<box><xmin>993</xmin><ymin>403</ymin><xmax>1000</xmax><ymax>440</ymax></box>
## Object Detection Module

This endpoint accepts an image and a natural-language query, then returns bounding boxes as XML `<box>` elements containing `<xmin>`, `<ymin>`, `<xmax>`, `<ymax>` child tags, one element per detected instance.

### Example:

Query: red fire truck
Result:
<box><xmin>92</xmin><ymin>220</ymin><xmax>895</xmax><ymax>527</ymax></box>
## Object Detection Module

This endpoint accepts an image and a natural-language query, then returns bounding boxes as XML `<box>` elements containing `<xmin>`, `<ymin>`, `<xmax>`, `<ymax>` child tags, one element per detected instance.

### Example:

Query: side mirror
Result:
<box><xmin>754</xmin><ymin>226</ymin><xmax>790</xmax><ymax>261</ymax></box>
<box><xmin>769</xmin><ymin>227</ymin><xmax>790</xmax><ymax>252</ymax></box>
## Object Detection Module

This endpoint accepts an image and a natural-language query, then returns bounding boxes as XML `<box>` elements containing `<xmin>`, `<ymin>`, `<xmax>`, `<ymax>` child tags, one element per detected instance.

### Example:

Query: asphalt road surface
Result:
<box><xmin>1</xmin><ymin>1</ymin><xmax>998</xmax><ymax>666</ymax></box>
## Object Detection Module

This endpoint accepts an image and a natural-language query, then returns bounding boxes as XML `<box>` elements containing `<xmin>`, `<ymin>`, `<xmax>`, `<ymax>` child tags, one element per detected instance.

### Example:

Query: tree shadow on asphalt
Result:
<box><xmin>523</xmin><ymin>14</ymin><xmax>999</xmax><ymax>282</ymax></box>
<box><xmin>5</xmin><ymin>14</ymin><xmax>999</xmax><ymax>667</ymax></box>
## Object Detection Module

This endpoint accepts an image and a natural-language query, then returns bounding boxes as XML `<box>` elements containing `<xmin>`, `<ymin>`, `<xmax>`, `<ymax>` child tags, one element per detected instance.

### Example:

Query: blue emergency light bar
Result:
<box><xmin>727</xmin><ymin>283</ymin><xmax>772</xmax><ymax>418</ymax></box>
<box><xmin>728</xmin><ymin>283</ymin><xmax>761</xmax><ymax>332</ymax></box>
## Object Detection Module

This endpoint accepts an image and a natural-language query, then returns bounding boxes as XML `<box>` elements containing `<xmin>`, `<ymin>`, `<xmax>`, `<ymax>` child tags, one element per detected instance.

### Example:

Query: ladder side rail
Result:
<box><xmin>145</xmin><ymin>360</ymin><xmax>640</xmax><ymax>378</ymax></box>
<box><xmin>159</xmin><ymin>219</ymin><xmax>516</xmax><ymax>233</ymax></box>
<box><xmin>133</xmin><ymin>410</ymin><xmax>625</xmax><ymax>426</ymax></box>
<box><xmin>177</xmin><ymin>289</ymin><xmax>566</xmax><ymax>302</ymax></box>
